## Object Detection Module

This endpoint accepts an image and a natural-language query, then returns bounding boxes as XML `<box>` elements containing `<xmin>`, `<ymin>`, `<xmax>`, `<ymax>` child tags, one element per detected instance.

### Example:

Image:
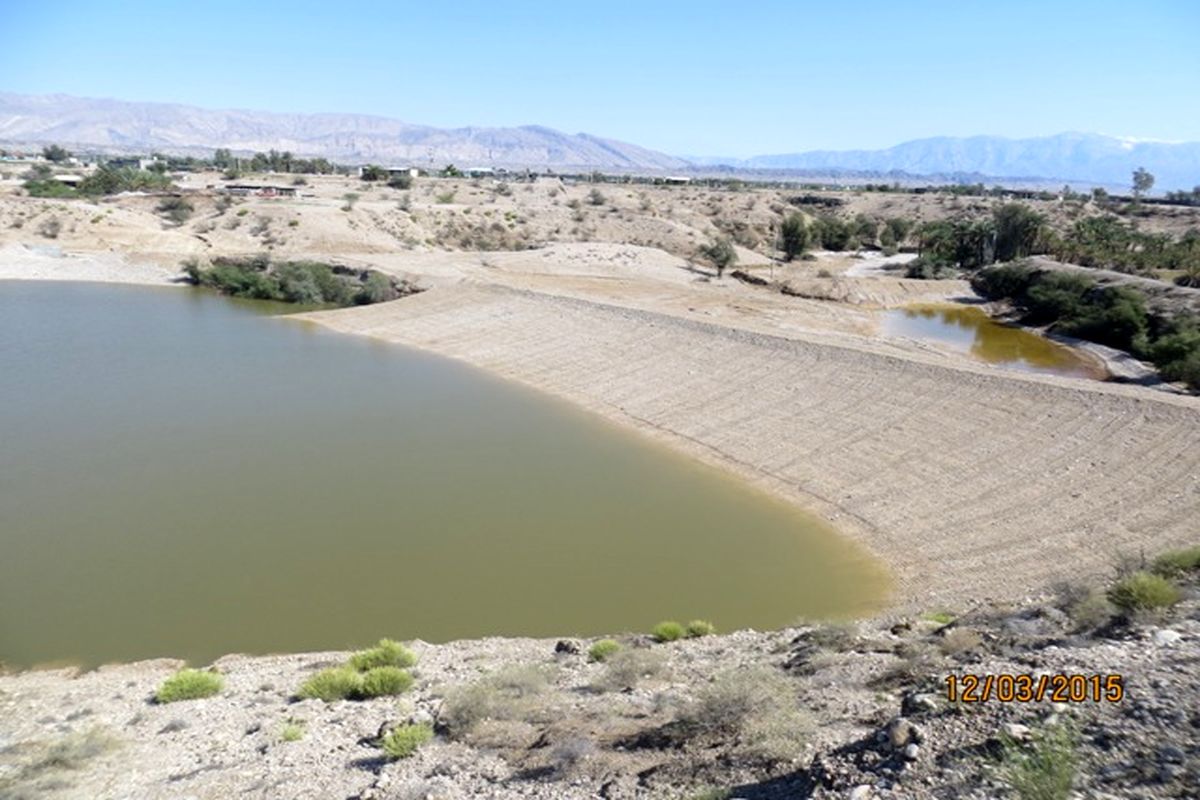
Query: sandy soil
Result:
<box><xmin>0</xmin><ymin>243</ymin><xmax>183</xmax><ymax>285</ymax></box>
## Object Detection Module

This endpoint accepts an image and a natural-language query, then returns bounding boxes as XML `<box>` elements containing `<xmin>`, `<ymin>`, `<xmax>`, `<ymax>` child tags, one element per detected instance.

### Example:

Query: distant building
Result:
<box><xmin>463</xmin><ymin>167</ymin><xmax>495</xmax><ymax>178</ymax></box>
<box><xmin>663</xmin><ymin>176</ymin><xmax>691</xmax><ymax>185</ymax></box>
<box><xmin>222</xmin><ymin>184</ymin><xmax>298</xmax><ymax>197</ymax></box>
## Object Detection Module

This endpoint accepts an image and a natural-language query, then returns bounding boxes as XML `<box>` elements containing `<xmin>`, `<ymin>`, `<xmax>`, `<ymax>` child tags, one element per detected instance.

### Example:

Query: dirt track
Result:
<box><xmin>306</xmin><ymin>283</ymin><xmax>1200</xmax><ymax>610</ymax></box>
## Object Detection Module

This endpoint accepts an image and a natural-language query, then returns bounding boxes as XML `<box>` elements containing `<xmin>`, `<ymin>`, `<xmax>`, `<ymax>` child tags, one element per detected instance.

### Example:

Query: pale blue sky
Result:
<box><xmin>2</xmin><ymin>0</ymin><xmax>1197</xmax><ymax>156</ymax></box>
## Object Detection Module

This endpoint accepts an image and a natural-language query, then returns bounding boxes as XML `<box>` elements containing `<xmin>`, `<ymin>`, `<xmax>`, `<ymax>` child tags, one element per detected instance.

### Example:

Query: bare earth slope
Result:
<box><xmin>305</xmin><ymin>284</ymin><xmax>1200</xmax><ymax>609</ymax></box>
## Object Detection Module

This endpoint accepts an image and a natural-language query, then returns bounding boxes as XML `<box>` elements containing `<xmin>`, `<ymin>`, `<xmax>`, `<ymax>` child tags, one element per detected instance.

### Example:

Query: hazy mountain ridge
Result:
<box><xmin>696</xmin><ymin>133</ymin><xmax>1200</xmax><ymax>191</ymax></box>
<box><xmin>3</xmin><ymin>93</ymin><xmax>1198</xmax><ymax>188</ymax></box>
<box><xmin>0</xmin><ymin>93</ymin><xmax>688</xmax><ymax>170</ymax></box>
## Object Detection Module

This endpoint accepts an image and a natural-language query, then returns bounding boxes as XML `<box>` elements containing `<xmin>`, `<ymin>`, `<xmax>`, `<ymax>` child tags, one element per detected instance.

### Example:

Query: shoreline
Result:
<box><xmin>4</xmin><ymin>250</ymin><xmax>1199</xmax><ymax>613</ymax></box>
<box><xmin>0</xmin><ymin>243</ymin><xmax>185</xmax><ymax>286</ymax></box>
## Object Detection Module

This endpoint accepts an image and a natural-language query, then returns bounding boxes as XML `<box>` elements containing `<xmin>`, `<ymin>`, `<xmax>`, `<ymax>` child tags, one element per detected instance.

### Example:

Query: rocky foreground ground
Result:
<box><xmin>1</xmin><ymin>562</ymin><xmax>1197</xmax><ymax>800</ymax></box>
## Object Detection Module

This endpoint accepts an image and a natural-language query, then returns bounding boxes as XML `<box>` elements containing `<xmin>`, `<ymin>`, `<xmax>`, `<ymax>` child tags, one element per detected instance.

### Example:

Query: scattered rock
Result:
<box><xmin>1152</xmin><ymin>629</ymin><xmax>1183</xmax><ymax>647</ymax></box>
<box><xmin>849</xmin><ymin>785</ymin><xmax>873</xmax><ymax>800</ymax></box>
<box><xmin>902</xmin><ymin>692</ymin><xmax>939</xmax><ymax>715</ymax></box>
<box><xmin>903</xmin><ymin>743</ymin><xmax>920</xmax><ymax>761</ymax></box>
<box><xmin>886</xmin><ymin>717</ymin><xmax>922</xmax><ymax>750</ymax></box>
<box><xmin>1001</xmin><ymin>722</ymin><xmax>1031</xmax><ymax>742</ymax></box>
<box><xmin>555</xmin><ymin>640</ymin><xmax>580</xmax><ymax>655</ymax></box>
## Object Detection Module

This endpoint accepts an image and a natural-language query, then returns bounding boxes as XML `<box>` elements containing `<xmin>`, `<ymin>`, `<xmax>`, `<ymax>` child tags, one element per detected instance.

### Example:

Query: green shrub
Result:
<box><xmin>359</xmin><ymin>666</ymin><xmax>414</xmax><ymax>698</ymax></box>
<box><xmin>155</xmin><ymin>669</ymin><xmax>223</xmax><ymax>703</ymax></box>
<box><xmin>280</xmin><ymin>721</ymin><xmax>305</xmax><ymax>742</ymax></box>
<box><xmin>349</xmin><ymin>638</ymin><xmax>417</xmax><ymax>671</ymax></box>
<box><xmin>1107</xmin><ymin>571</ymin><xmax>1182</xmax><ymax>614</ymax></box>
<box><xmin>297</xmin><ymin>666</ymin><xmax>363</xmax><ymax>702</ymax></box>
<box><xmin>587</xmin><ymin>639</ymin><xmax>622</xmax><ymax>662</ymax></box>
<box><xmin>651</xmin><ymin>621</ymin><xmax>686</xmax><ymax>642</ymax></box>
<box><xmin>998</xmin><ymin>723</ymin><xmax>1077</xmax><ymax>800</ymax></box>
<box><xmin>23</xmin><ymin>179</ymin><xmax>78</xmax><ymax>198</ymax></box>
<box><xmin>379</xmin><ymin>723</ymin><xmax>433</xmax><ymax>759</ymax></box>
<box><xmin>1151</xmin><ymin>546</ymin><xmax>1200</xmax><ymax>578</ymax></box>
<box><xmin>685</xmin><ymin>620</ymin><xmax>716</xmax><ymax>638</ymax></box>
<box><xmin>1054</xmin><ymin>583</ymin><xmax>1113</xmax><ymax>632</ymax></box>
<box><xmin>922</xmin><ymin>611</ymin><xmax>956</xmax><ymax>625</ymax></box>
<box><xmin>156</xmin><ymin>196</ymin><xmax>194</xmax><ymax>225</ymax></box>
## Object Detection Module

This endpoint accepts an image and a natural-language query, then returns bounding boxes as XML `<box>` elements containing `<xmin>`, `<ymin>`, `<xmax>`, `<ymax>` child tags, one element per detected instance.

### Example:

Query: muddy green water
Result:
<box><xmin>882</xmin><ymin>304</ymin><xmax>1104</xmax><ymax>379</ymax></box>
<box><xmin>0</xmin><ymin>282</ymin><xmax>888</xmax><ymax>668</ymax></box>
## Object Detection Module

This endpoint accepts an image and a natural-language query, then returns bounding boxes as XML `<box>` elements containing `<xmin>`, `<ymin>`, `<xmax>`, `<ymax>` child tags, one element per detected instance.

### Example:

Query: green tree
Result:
<box><xmin>441</xmin><ymin>164</ymin><xmax>463</xmax><ymax>178</ymax></box>
<box><xmin>1132</xmin><ymin>167</ymin><xmax>1155</xmax><ymax>199</ymax></box>
<box><xmin>701</xmin><ymin>237</ymin><xmax>738</xmax><ymax>278</ymax></box>
<box><xmin>779</xmin><ymin>213</ymin><xmax>809</xmax><ymax>261</ymax></box>
<box><xmin>993</xmin><ymin>203</ymin><xmax>1046</xmax><ymax>262</ymax></box>
<box><xmin>360</xmin><ymin>164</ymin><xmax>388</xmax><ymax>182</ymax></box>
<box><xmin>42</xmin><ymin>144</ymin><xmax>71</xmax><ymax>163</ymax></box>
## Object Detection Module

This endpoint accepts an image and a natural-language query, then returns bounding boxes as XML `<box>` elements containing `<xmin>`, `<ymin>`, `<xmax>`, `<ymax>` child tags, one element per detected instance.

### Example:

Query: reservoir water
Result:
<box><xmin>882</xmin><ymin>304</ymin><xmax>1104</xmax><ymax>379</ymax></box>
<box><xmin>0</xmin><ymin>281</ymin><xmax>888</xmax><ymax>668</ymax></box>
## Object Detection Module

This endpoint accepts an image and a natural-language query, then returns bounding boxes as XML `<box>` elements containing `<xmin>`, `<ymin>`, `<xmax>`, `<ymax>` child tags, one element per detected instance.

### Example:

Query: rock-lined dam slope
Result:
<box><xmin>304</xmin><ymin>283</ymin><xmax>1200</xmax><ymax>609</ymax></box>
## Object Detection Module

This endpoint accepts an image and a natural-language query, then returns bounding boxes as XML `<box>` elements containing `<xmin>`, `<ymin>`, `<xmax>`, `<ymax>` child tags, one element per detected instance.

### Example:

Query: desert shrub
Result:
<box><xmin>291</xmin><ymin>176</ymin><xmax>308</xmax><ymax>186</ymax></box>
<box><xmin>354</xmin><ymin>271</ymin><xmax>399</xmax><ymax>304</ymax></box>
<box><xmin>591</xmin><ymin>648</ymin><xmax>666</xmax><ymax>692</ymax></box>
<box><xmin>349</xmin><ymin>638</ymin><xmax>417</xmax><ymax>671</ymax></box>
<box><xmin>587</xmin><ymin>639</ymin><xmax>622</xmax><ymax>662</ymax></box>
<box><xmin>871</xmin><ymin>641</ymin><xmax>943</xmax><ymax>690</ymax></box>
<box><xmin>360</xmin><ymin>165</ymin><xmax>387</xmax><ymax>182</ymax></box>
<box><xmin>155</xmin><ymin>669</ymin><xmax>223</xmax><ymax>703</ymax></box>
<box><xmin>36</xmin><ymin>217</ymin><xmax>61</xmax><ymax>239</ymax></box>
<box><xmin>11</xmin><ymin>726</ymin><xmax>120</xmax><ymax>785</ymax></box>
<box><xmin>23</xmin><ymin>179</ymin><xmax>77</xmax><ymax>198</ymax></box>
<box><xmin>780</xmin><ymin>213</ymin><xmax>809</xmax><ymax>260</ymax></box>
<box><xmin>439</xmin><ymin>666</ymin><xmax>553</xmax><ymax>736</ymax></box>
<box><xmin>297</xmin><ymin>666</ymin><xmax>363</xmax><ymax>702</ymax></box>
<box><xmin>588</xmin><ymin>188</ymin><xmax>606</xmax><ymax>206</ymax></box>
<box><xmin>1108</xmin><ymin>571</ymin><xmax>1182</xmax><ymax>614</ymax></box>
<box><xmin>905</xmin><ymin>257</ymin><xmax>958</xmax><ymax>279</ymax></box>
<box><xmin>156</xmin><ymin>196</ymin><xmax>194</xmax><ymax>225</ymax></box>
<box><xmin>77</xmin><ymin>166</ymin><xmax>172</xmax><ymax>195</ymax></box>
<box><xmin>280</xmin><ymin>720</ymin><xmax>305</xmax><ymax>742</ymax></box>
<box><xmin>676</xmin><ymin>667</ymin><xmax>809</xmax><ymax>761</ymax></box>
<box><xmin>1151</xmin><ymin>545</ymin><xmax>1200</xmax><ymax>578</ymax></box>
<box><xmin>686</xmin><ymin>620</ymin><xmax>716</xmax><ymax>638</ymax></box>
<box><xmin>652</xmin><ymin>621</ymin><xmax>686</xmax><ymax>642</ymax></box>
<box><xmin>380</xmin><ymin>723</ymin><xmax>433</xmax><ymax>759</ymax></box>
<box><xmin>811</xmin><ymin>216</ymin><xmax>851</xmax><ymax>251</ymax></box>
<box><xmin>938</xmin><ymin>627</ymin><xmax>982</xmax><ymax>656</ymax></box>
<box><xmin>1147</xmin><ymin>315</ymin><xmax>1200</xmax><ymax>391</ymax></box>
<box><xmin>998</xmin><ymin>723</ymin><xmax>1077</xmax><ymax>800</ymax></box>
<box><xmin>359</xmin><ymin>666</ymin><xmax>414</xmax><ymax>698</ymax></box>
<box><xmin>923</xmin><ymin>611</ymin><xmax>956</xmax><ymax>626</ymax></box>
<box><xmin>388</xmin><ymin>173</ymin><xmax>414</xmax><ymax>190</ymax></box>
<box><xmin>700</xmin><ymin>237</ymin><xmax>738</xmax><ymax>277</ymax></box>
<box><xmin>1053</xmin><ymin>582</ymin><xmax>1113</xmax><ymax>632</ymax></box>
<box><xmin>436</xmin><ymin>190</ymin><xmax>456</xmax><ymax>204</ymax></box>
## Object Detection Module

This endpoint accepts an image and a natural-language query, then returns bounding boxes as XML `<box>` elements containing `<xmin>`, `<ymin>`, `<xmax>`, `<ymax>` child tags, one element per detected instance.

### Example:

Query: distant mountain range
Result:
<box><xmin>1</xmin><ymin>93</ymin><xmax>1197</xmax><ymax>190</ymax></box>
<box><xmin>690</xmin><ymin>133</ymin><xmax>1200</xmax><ymax>191</ymax></box>
<box><xmin>0</xmin><ymin>93</ymin><xmax>688</xmax><ymax>171</ymax></box>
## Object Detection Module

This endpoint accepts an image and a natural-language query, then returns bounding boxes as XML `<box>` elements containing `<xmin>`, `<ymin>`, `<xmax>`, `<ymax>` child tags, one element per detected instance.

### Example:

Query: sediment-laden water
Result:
<box><xmin>0</xmin><ymin>281</ymin><xmax>888</xmax><ymax>668</ymax></box>
<box><xmin>882</xmin><ymin>304</ymin><xmax>1104</xmax><ymax>379</ymax></box>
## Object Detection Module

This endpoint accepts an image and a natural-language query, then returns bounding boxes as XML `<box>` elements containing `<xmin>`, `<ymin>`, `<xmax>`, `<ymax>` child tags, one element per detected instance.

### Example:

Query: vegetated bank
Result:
<box><xmin>182</xmin><ymin>254</ymin><xmax>420</xmax><ymax>307</ymax></box>
<box><xmin>971</xmin><ymin>259</ymin><xmax>1200</xmax><ymax>391</ymax></box>
<box><xmin>1</xmin><ymin>544</ymin><xmax>1197</xmax><ymax>799</ymax></box>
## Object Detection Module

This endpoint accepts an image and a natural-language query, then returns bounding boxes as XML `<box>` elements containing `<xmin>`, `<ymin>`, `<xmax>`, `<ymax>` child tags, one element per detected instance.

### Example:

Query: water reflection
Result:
<box><xmin>883</xmin><ymin>304</ymin><xmax>1104</xmax><ymax>379</ymax></box>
